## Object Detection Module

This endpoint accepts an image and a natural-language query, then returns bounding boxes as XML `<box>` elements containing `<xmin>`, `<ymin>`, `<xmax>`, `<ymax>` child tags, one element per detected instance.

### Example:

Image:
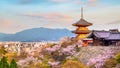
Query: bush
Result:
<box><xmin>62</xmin><ymin>60</ymin><xmax>88</xmax><ymax>68</ymax></box>
<box><xmin>47</xmin><ymin>43</ymin><xmax>57</xmax><ymax>48</ymax></box>
<box><xmin>26</xmin><ymin>62</ymin><xmax>51</xmax><ymax>68</ymax></box>
<box><xmin>103</xmin><ymin>59</ymin><xmax>117</xmax><ymax>68</ymax></box>
<box><xmin>115</xmin><ymin>52</ymin><xmax>120</xmax><ymax>64</ymax></box>
<box><xmin>0</xmin><ymin>46</ymin><xmax>7</xmax><ymax>55</ymax></box>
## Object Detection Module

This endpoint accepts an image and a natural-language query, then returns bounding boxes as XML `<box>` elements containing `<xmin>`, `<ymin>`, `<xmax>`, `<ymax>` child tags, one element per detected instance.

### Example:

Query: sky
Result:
<box><xmin>0</xmin><ymin>0</ymin><xmax>120</xmax><ymax>34</ymax></box>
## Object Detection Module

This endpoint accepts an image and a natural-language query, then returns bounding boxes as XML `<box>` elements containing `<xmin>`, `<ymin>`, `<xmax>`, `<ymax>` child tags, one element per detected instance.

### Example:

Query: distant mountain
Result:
<box><xmin>0</xmin><ymin>27</ymin><xmax>74</xmax><ymax>41</ymax></box>
<box><xmin>0</xmin><ymin>33</ymin><xmax>13</xmax><ymax>40</ymax></box>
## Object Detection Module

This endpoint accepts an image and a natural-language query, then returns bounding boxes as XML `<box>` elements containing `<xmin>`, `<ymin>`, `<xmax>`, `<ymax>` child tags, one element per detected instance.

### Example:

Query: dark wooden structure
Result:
<box><xmin>88</xmin><ymin>30</ymin><xmax>120</xmax><ymax>46</ymax></box>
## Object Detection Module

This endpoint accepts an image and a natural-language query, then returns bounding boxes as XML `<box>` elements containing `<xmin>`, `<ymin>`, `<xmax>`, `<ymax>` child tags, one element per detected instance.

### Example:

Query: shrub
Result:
<box><xmin>72</xmin><ymin>57</ymin><xmax>79</xmax><ymax>61</ymax></box>
<box><xmin>103</xmin><ymin>59</ymin><xmax>117</xmax><ymax>68</ymax></box>
<box><xmin>47</xmin><ymin>43</ymin><xmax>57</xmax><ymax>48</ymax></box>
<box><xmin>62</xmin><ymin>60</ymin><xmax>88</xmax><ymax>68</ymax></box>
<box><xmin>115</xmin><ymin>52</ymin><xmax>120</xmax><ymax>64</ymax></box>
<box><xmin>26</xmin><ymin>62</ymin><xmax>51</xmax><ymax>68</ymax></box>
<box><xmin>40</xmin><ymin>63</ymin><xmax>51</xmax><ymax>68</ymax></box>
<box><xmin>0</xmin><ymin>46</ymin><xmax>7</xmax><ymax>55</ymax></box>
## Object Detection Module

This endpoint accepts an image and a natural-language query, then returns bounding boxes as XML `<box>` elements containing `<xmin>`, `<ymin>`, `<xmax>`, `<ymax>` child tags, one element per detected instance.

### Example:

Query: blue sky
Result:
<box><xmin>0</xmin><ymin>0</ymin><xmax>120</xmax><ymax>33</ymax></box>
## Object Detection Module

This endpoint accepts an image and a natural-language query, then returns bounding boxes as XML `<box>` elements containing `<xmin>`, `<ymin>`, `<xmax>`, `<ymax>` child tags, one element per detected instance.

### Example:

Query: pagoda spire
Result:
<box><xmin>81</xmin><ymin>7</ymin><xmax>83</xmax><ymax>19</ymax></box>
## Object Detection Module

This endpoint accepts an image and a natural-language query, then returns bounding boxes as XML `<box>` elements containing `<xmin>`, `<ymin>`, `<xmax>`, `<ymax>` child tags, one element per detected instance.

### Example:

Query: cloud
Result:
<box><xmin>21</xmin><ymin>12</ymin><xmax>74</xmax><ymax>28</ymax></box>
<box><xmin>23</xmin><ymin>14</ymin><xmax>45</xmax><ymax>19</ymax></box>
<box><xmin>73</xmin><ymin>0</ymin><xmax>99</xmax><ymax>7</ymax></box>
<box><xmin>88</xmin><ymin>0</ymin><xmax>98</xmax><ymax>2</ymax></box>
<box><xmin>14</xmin><ymin>0</ymin><xmax>70</xmax><ymax>4</ymax></box>
<box><xmin>19</xmin><ymin>0</ymin><xmax>34</xmax><ymax>4</ymax></box>
<box><xmin>0</xmin><ymin>18</ymin><xmax>13</xmax><ymax>27</ymax></box>
<box><xmin>73</xmin><ymin>0</ymin><xmax>81</xmax><ymax>4</ymax></box>
<box><xmin>15</xmin><ymin>25</ymin><xmax>32</xmax><ymax>28</ymax></box>
<box><xmin>49</xmin><ymin>0</ymin><xmax>69</xmax><ymax>2</ymax></box>
<box><xmin>17</xmin><ymin>0</ymin><xmax>43</xmax><ymax>4</ymax></box>
<box><xmin>23</xmin><ymin>13</ymin><xmax>72</xmax><ymax>21</ymax></box>
<box><xmin>17</xmin><ymin>0</ymin><xmax>73</xmax><ymax>4</ymax></box>
<box><xmin>87</xmin><ymin>0</ymin><xmax>99</xmax><ymax>7</ymax></box>
<box><xmin>108</xmin><ymin>20</ymin><xmax>120</xmax><ymax>24</ymax></box>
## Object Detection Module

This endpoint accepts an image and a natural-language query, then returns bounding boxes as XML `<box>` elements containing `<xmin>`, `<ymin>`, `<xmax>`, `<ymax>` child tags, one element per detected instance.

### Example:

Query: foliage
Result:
<box><xmin>71</xmin><ymin>57</ymin><xmax>79</xmax><ymax>61</ymax></box>
<box><xmin>62</xmin><ymin>56</ymin><xmax>79</xmax><ymax>65</ymax></box>
<box><xmin>13</xmin><ymin>52</ymin><xmax>27</xmax><ymax>62</ymax></box>
<box><xmin>103</xmin><ymin>59</ymin><xmax>117</xmax><ymax>68</ymax></box>
<box><xmin>0</xmin><ymin>56</ymin><xmax>9</xmax><ymax>68</ymax></box>
<box><xmin>115</xmin><ymin>52</ymin><xmax>120</xmax><ymax>64</ymax></box>
<box><xmin>46</xmin><ymin>43</ymin><xmax>57</xmax><ymax>48</ymax></box>
<box><xmin>40</xmin><ymin>62</ymin><xmax>51</xmax><ymax>68</ymax></box>
<box><xmin>0</xmin><ymin>46</ymin><xmax>7</xmax><ymax>55</ymax></box>
<box><xmin>62</xmin><ymin>60</ymin><xmax>88</xmax><ymax>68</ymax></box>
<box><xmin>1</xmin><ymin>41</ymin><xmax>120</xmax><ymax>68</ymax></box>
<box><xmin>4</xmin><ymin>52</ymin><xmax>17</xmax><ymax>63</ymax></box>
<box><xmin>10</xmin><ymin>59</ymin><xmax>18</xmax><ymax>68</ymax></box>
<box><xmin>0</xmin><ymin>56</ymin><xmax>18</xmax><ymax>68</ymax></box>
<box><xmin>17</xmin><ymin>56</ymin><xmax>38</xmax><ymax>67</ymax></box>
<box><xmin>87</xmin><ymin>49</ymin><xmax>116</xmax><ymax>68</ymax></box>
<box><xmin>61</xmin><ymin>42</ymin><xmax>74</xmax><ymax>48</ymax></box>
<box><xmin>60</xmin><ymin>36</ymin><xmax>75</xmax><ymax>48</ymax></box>
<box><xmin>48</xmin><ymin>61</ymin><xmax>60</xmax><ymax>68</ymax></box>
<box><xmin>0</xmin><ymin>38</ymin><xmax>85</xmax><ymax>68</ymax></box>
<box><xmin>26</xmin><ymin>62</ymin><xmax>51</xmax><ymax>68</ymax></box>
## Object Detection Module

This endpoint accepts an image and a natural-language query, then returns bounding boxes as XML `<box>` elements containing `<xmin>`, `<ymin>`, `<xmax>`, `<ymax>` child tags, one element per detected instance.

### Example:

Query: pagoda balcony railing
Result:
<box><xmin>72</xmin><ymin>30</ymin><xmax>91</xmax><ymax>34</ymax></box>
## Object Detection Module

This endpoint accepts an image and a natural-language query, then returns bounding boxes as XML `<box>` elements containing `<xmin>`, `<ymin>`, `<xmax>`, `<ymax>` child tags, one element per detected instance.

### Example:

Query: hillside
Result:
<box><xmin>75</xmin><ymin>46</ymin><xmax>120</xmax><ymax>64</ymax></box>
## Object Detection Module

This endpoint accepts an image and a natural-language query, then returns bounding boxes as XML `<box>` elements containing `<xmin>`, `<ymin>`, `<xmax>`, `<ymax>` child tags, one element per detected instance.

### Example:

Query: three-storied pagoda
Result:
<box><xmin>72</xmin><ymin>7</ymin><xmax>92</xmax><ymax>40</ymax></box>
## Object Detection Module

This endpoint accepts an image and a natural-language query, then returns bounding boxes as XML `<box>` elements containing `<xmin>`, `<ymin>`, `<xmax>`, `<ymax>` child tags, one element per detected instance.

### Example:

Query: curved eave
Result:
<box><xmin>72</xmin><ymin>18</ymin><xmax>93</xmax><ymax>27</ymax></box>
<box><xmin>72</xmin><ymin>24</ymin><xmax>92</xmax><ymax>27</ymax></box>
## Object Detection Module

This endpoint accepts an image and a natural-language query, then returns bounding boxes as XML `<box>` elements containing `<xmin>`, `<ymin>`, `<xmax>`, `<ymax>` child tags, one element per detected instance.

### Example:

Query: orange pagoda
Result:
<box><xmin>72</xmin><ymin>7</ymin><xmax>92</xmax><ymax>41</ymax></box>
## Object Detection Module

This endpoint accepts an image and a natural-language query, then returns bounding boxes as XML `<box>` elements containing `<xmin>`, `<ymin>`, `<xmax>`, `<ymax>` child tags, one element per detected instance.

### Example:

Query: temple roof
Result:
<box><xmin>92</xmin><ymin>31</ymin><xmax>110</xmax><ymax>38</ymax></box>
<box><xmin>88</xmin><ymin>30</ymin><xmax>120</xmax><ymax>40</ymax></box>
<box><xmin>105</xmin><ymin>33</ymin><xmax>120</xmax><ymax>40</ymax></box>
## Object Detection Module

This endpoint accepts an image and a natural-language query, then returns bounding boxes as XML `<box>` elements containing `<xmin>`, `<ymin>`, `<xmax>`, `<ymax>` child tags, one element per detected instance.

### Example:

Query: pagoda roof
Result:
<box><xmin>72</xmin><ymin>18</ymin><xmax>92</xmax><ymax>27</ymax></box>
<box><xmin>73</xmin><ymin>7</ymin><xmax>92</xmax><ymax>27</ymax></box>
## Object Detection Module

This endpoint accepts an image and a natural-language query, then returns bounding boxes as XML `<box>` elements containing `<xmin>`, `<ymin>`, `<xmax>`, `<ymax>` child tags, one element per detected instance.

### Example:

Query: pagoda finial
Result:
<box><xmin>81</xmin><ymin>7</ymin><xmax>83</xmax><ymax>19</ymax></box>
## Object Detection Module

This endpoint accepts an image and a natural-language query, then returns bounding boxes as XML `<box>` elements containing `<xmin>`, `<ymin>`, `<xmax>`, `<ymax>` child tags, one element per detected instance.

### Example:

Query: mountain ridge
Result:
<box><xmin>0</xmin><ymin>27</ymin><xmax>74</xmax><ymax>41</ymax></box>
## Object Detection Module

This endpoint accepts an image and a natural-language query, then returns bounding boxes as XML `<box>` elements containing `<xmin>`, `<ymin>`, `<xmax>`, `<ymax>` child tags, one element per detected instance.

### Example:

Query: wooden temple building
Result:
<box><xmin>72</xmin><ymin>7</ymin><xmax>120</xmax><ymax>46</ymax></box>
<box><xmin>88</xmin><ymin>29</ymin><xmax>120</xmax><ymax>46</ymax></box>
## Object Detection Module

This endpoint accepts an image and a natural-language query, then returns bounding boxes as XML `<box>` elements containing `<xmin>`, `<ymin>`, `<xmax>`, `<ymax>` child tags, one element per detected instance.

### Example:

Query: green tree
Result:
<box><xmin>0</xmin><ymin>56</ymin><xmax>9</xmax><ymax>68</ymax></box>
<box><xmin>9</xmin><ymin>59</ymin><xmax>18</xmax><ymax>68</ymax></box>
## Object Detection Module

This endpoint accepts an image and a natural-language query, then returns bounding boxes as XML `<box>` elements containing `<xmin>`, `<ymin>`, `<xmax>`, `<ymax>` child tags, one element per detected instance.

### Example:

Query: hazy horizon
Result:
<box><xmin>0</xmin><ymin>0</ymin><xmax>120</xmax><ymax>33</ymax></box>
